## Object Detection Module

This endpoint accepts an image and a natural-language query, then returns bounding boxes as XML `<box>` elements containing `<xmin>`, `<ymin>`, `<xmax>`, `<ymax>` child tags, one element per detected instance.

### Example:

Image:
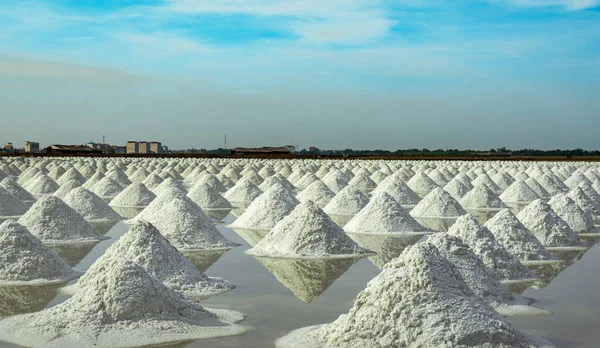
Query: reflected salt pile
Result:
<box><xmin>0</xmin><ymin>284</ymin><xmax>62</xmax><ymax>318</ymax></box>
<box><xmin>111</xmin><ymin>206</ymin><xmax>145</xmax><ymax>220</ymax></box>
<box><xmin>253</xmin><ymin>257</ymin><xmax>358</xmax><ymax>303</ymax></box>
<box><xmin>48</xmin><ymin>242</ymin><xmax>99</xmax><ymax>267</ymax></box>
<box><xmin>90</xmin><ymin>219</ymin><xmax>119</xmax><ymax>235</ymax></box>
<box><xmin>232</xmin><ymin>228</ymin><xmax>270</xmax><ymax>247</ymax></box>
<box><xmin>183</xmin><ymin>250</ymin><xmax>228</xmax><ymax>273</ymax></box>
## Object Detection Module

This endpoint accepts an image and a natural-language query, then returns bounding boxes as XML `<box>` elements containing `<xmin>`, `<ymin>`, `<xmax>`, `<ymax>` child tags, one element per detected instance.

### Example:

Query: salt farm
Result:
<box><xmin>0</xmin><ymin>157</ymin><xmax>600</xmax><ymax>347</ymax></box>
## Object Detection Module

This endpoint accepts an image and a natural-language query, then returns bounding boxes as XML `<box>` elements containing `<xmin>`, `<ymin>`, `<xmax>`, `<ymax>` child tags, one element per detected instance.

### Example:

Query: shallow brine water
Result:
<box><xmin>1</xmin><ymin>214</ymin><xmax>600</xmax><ymax>348</ymax></box>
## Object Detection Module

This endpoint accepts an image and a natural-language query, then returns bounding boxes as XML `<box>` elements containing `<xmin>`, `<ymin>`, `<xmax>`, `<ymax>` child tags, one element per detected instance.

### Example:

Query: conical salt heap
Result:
<box><xmin>63</xmin><ymin>187</ymin><xmax>121</xmax><ymax>221</ymax></box>
<box><xmin>198</xmin><ymin>174</ymin><xmax>227</xmax><ymax>193</ymax></box>
<box><xmin>66</xmin><ymin>220</ymin><xmax>234</xmax><ymax>298</ymax></box>
<box><xmin>25</xmin><ymin>173</ymin><xmax>59</xmax><ymax>196</ymax></box>
<box><xmin>0</xmin><ymin>220</ymin><xmax>81</xmax><ymax>285</ymax></box>
<box><xmin>0</xmin><ymin>177</ymin><xmax>36</xmax><ymax>203</ymax></box>
<box><xmin>492</xmin><ymin>172</ymin><xmax>515</xmax><ymax>190</ymax></box>
<box><xmin>564</xmin><ymin>171</ymin><xmax>592</xmax><ymax>189</ymax></box>
<box><xmin>371</xmin><ymin>178</ymin><xmax>421</xmax><ymax>206</ymax></box>
<box><xmin>152</xmin><ymin>177</ymin><xmax>185</xmax><ymax>196</ymax></box>
<box><xmin>410</xmin><ymin>187</ymin><xmax>467</xmax><ymax>218</ymax></box>
<box><xmin>459</xmin><ymin>183</ymin><xmax>507</xmax><ymax>210</ymax></box>
<box><xmin>277</xmin><ymin>242</ymin><xmax>549</xmax><ymax>348</ymax></box>
<box><xmin>344</xmin><ymin>192</ymin><xmax>429</xmax><ymax>235</ymax></box>
<box><xmin>141</xmin><ymin>172</ymin><xmax>163</xmax><ymax>190</ymax></box>
<box><xmin>247</xmin><ymin>201</ymin><xmax>372</xmax><ymax>258</ymax></box>
<box><xmin>90</xmin><ymin>176</ymin><xmax>124</xmax><ymax>198</ymax></box>
<box><xmin>82</xmin><ymin>171</ymin><xmax>105</xmax><ymax>189</ymax></box>
<box><xmin>188</xmin><ymin>182</ymin><xmax>232</xmax><ymax>210</ymax></box>
<box><xmin>484</xmin><ymin>209</ymin><xmax>555</xmax><ymax>262</ymax></box>
<box><xmin>0</xmin><ymin>258</ymin><xmax>249</xmax><ymax>348</ymax></box>
<box><xmin>447</xmin><ymin>214</ymin><xmax>535</xmax><ymax>281</ymax></box>
<box><xmin>347</xmin><ymin>172</ymin><xmax>377</xmax><ymax>192</ymax></box>
<box><xmin>499</xmin><ymin>180</ymin><xmax>540</xmax><ymax>203</ymax></box>
<box><xmin>427</xmin><ymin>168</ymin><xmax>449</xmax><ymax>187</ymax></box>
<box><xmin>426</xmin><ymin>233</ymin><xmax>514</xmax><ymax>308</ymax></box>
<box><xmin>146</xmin><ymin>197</ymin><xmax>239</xmax><ymax>251</ymax></box>
<box><xmin>548</xmin><ymin>194</ymin><xmax>597</xmax><ymax>233</ymax></box>
<box><xmin>569</xmin><ymin>185</ymin><xmax>600</xmax><ymax>223</ymax></box>
<box><xmin>443</xmin><ymin>177</ymin><xmax>472</xmax><ymax>201</ymax></box>
<box><xmin>230</xmin><ymin>183</ymin><xmax>299</xmax><ymax>229</ymax></box>
<box><xmin>538</xmin><ymin>174</ymin><xmax>567</xmax><ymax>196</ymax></box>
<box><xmin>133</xmin><ymin>185</ymin><xmax>187</xmax><ymax>222</ymax></box>
<box><xmin>106</xmin><ymin>168</ymin><xmax>132</xmax><ymax>187</ymax></box>
<box><xmin>128</xmin><ymin>167</ymin><xmax>149</xmax><ymax>182</ymax></box>
<box><xmin>0</xmin><ymin>187</ymin><xmax>29</xmax><ymax>217</ymax></box>
<box><xmin>55</xmin><ymin>167</ymin><xmax>84</xmax><ymax>186</ymax></box>
<box><xmin>18</xmin><ymin>195</ymin><xmax>106</xmax><ymax>244</ymax></box>
<box><xmin>295</xmin><ymin>172</ymin><xmax>319</xmax><ymax>191</ymax></box>
<box><xmin>110</xmin><ymin>182</ymin><xmax>156</xmax><ymax>207</ymax></box>
<box><xmin>52</xmin><ymin>178</ymin><xmax>82</xmax><ymax>200</ymax></box>
<box><xmin>322</xmin><ymin>170</ymin><xmax>349</xmax><ymax>193</ymax></box>
<box><xmin>323</xmin><ymin>185</ymin><xmax>369</xmax><ymax>216</ymax></box>
<box><xmin>223</xmin><ymin>177</ymin><xmax>263</xmax><ymax>203</ymax></box>
<box><xmin>472</xmin><ymin>173</ymin><xmax>502</xmax><ymax>193</ymax></box>
<box><xmin>296</xmin><ymin>180</ymin><xmax>335</xmax><ymax>208</ymax></box>
<box><xmin>406</xmin><ymin>172</ymin><xmax>439</xmax><ymax>197</ymax></box>
<box><xmin>525</xmin><ymin>177</ymin><xmax>550</xmax><ymax>198</ymax></box>
<box><xmin>517</xmin><ymin>199</ymin><xmax>583</xmax><ymax>247</ymax></box>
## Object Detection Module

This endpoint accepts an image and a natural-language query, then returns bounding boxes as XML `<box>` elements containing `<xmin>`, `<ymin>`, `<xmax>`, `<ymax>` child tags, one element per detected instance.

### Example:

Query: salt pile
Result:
<box><xmin>406</xmin><ymin>172</ymin><xmax>439</xmax><ymax>196</ymax></box>
<box><xmin>371</xmin><ymin>178</ymin><xmax>421</xmax><ymax>206</ymax></box>
<box><xmin>499</xmin><ymin>180</ymin><xmax>540</xmax><ymax>203</ymax></box>
<box><xmin>132</xmin><ymin>185</ymin><xmax>187</xmax><ymax>222</ymax></box>
<box><xmin>0</xmin><ymin>220</ymin><xmax>81</xmax><ymax>285</ymax></box>
<box><xmin>538</xmin><ymin>174</ymin><xmax>567</xmax><ymax>195</ymax></box>
<box><xmin>409</xmin><ymin>187</ymin><xmax>467</xmax><ymax>218</ymax></box>
<box><xmin>198</xmin><ymin>174</ymin><xmax>227</xmax><ymax>193</ymax></box>
<box><xmin>90</xmin><ymin>176</ymin><xmax>124</xmax><ymax>198</ymax></box>
<box><xmin>52</xmin><ymin>178</ymin><xmax>82</xmax><ymax>200</ymax></box>
<box><xmin>569</xmin><ymin>185</ymin><xmax>600</xmax><ymax>222</ymax></box>
<box><xmin>322</xmin><ymin>185</ymin><xmax>369</xmax><ymax>216</ymax></box>
<box><xmin>296</xmin><ymin>180</ymin><xmax>335</xmax><ymax>208</ymax></box>
<box><xmin>106</xmin><ymin>169</ymin><xmax>132</xmax><ymax>186</ymax></box>
<box><xmin>459</xmin><ymin>183</ymin><xmax>507</xmax><ymax>210</ymax></box>
<box><xmin>0</xmin><ymin>188</ymin><xmax>29</xmax><ymax>217</ymax></box>
<box><xmin>0</xmin><ymin>178</ymin><xmax>35</xmax><ymax>203</ymax></box>
<box><xmin>427</xmin><ymin>168</ymin><xmax>449</xmax><ymax>186</ymax></box>
<box><xmin>24</xmin><ymin>173</ymin><xmax>59</xmax><ymax>195</ymax></box>
<box><xmin>322</xmin><ymin>170</ymin><xmax>349</xmax><ymax>193</ymax></box>
<box><xmin>230</xmin><ymin>183</ymin><xmax>299</xmax><ymax>229</ymax></box>
<box><xmin>55</xmin><ymin>168</ymin><xmax>84</xmax><ymax>186</ymax></box>
<box><xmin>472</xmin><ymin>173</ymin><xmax>502</xmax><ymax>193</ymax></box>
<box><xmin>109</xmin><ymin>182</ymin><xmax>156</xmax><ymax>207</ymax></box>
<box><xmin>296</xmin><ymin>172</ymin><xmax>320</xmax><ymax>190</ymax></box>
<box><xmin>525</xmin><ymin>177</ymin><xmax>550</xmax><ymax>198</ymax></box>
<box><xmin>82</xmin><ymin>171</ymin><xmax>105</xmax><ymax>189</ymax></box>
<box><xmin>65</xmin><ymin>220</ymin><xmax>234</xmax><ymax>299</ymax></box>
<box><xmin>447</xmin><ymin>214</ymin><xmax>535</xmax><ymax>281</ymax></box>
<box><xmin>223</xmin><ymin>178</ymin><xmax>263</xmax><ymax>203</ymax></box>
<box><xmin>63</xmin><ymin>187</ymin><xmax>121</xmax><ymax>221</ymax></box>
<box><xmin>247</xmin><ymin>201</ymin><xmax>372</xmax><ymax>258</ymax></box>
<box><xmin>485</xmin><ymin>209</ymin><xmax>556</xmax><ymax>262</ymax></box>
<box><xmin>564</xmin><ymin>171</ymin><xmax>592</xmax><ymax>189</ymax></box>
<box><xmin>426</xmin><ymin>233</ymin><xmax>514</xmax><ymax>308</ymax></box>
<box><xmin>128</xmin><ymin>167</ymin><xmax>149</xmax><ymax>182</ymax></box>
<box><xmin>548</xmin><ymin>194</ymin><xmax>597</xmax><ymax>233</ymax></box>
<box><xmin>443</xmin><ymin>177</ymin><xmax>472</xmax><ymax>201</ymax></box>
<box><xmin>146</xmin><ymin>197</ymin><xmax>239</xmax><ymax>251</ymax></box>
<box><xmin>152</xmin><ymin>177</ymin><xmax>185</xmax><ymax>196</ymax></box>
<box><xmin>277</xmin><ymin>242</ymin><xmax>549</xmax><ymax>348</ymax></box>
<box><xmin>141</xmin><ymin>172</ymin><xmax>163</xmax><ymax>190</ymax></box>
<box><xmin>344</xmin><ymin>192</ymin><xmax>429</xmax><ymax>235</ymax></box>
<box><xmin>18</xmin><ymin>195</ymin><xmax>106</xmax><ymax>244</ymax></box>
<box><xmin>517</xmin><ymin>199</ymin><xmax>583</xmax><ymax>247</ymax></box>
<box><xmin>347</xmin><ymin>172</ymin><xmax>377</xmax><ymax>192</ymax></box>
<box><xmin>492</xmin><ymin>172</ymin><xmax>515</xmax><ymax>190</ymax></box>
<box><xmin>188</xmin><ymin>182</ymin><xmax>233</xmax><ymax>210</ymax></box>
<box><xmin>0</xmin><ymin>258</ymin><xmax>249</xmax><ymax>348</ymax></box>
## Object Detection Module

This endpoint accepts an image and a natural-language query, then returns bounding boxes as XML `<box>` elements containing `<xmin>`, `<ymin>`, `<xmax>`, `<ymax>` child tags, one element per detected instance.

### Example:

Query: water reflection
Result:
<box><xmin>231</xmin><ymin>228</ymin><xmax>270</xmax><ymax>247</ymax></box>
<box><xmin>349</xmin><ymin>233</ymin><xmax>424</xmax><ymax>269</ymax></box>
<box><xmin>253</xmin><ymin>257</ymin><xmax>359</xmax><ymax>303</ymax></box>
<box><xmin>204</xmin><ymin>209</ymin><xmax>232</xmax><ymax>222</ymax></box>
<box><xmin>90</xmin><ymin>220</ymin><xmax>119</xmax><ymax>235</ymax></box>
<box><xmin>183</xmin><ymin>250</ymin><xmax>228</xmax><ymax>273</ymax></box>
<box><xmin>528</xmin><ymin>248</ymin><xmax>589</xmax><ymax>289</ymax></box>
<box><xmin>328</xmin><ymin>214</ymin><xmax>353</xmax><ymax>227</ymax></box>
<box><xmin>414</xmin><ymin>217</ymin><xmax>457</xmax><ymax>232</ymax></box>
<box><xmin>111</xmin><ymin>206</ymin><xmax>144</xmax><ymax>219</ymax></box>
<box><xmin>467</xmin><ymin>209</ymin><xmax>500</xmax><ymax>224</ymax></box>
<box><xmin>48</xmin><ymin>242</ymin><xmax>99</xmax><ymax>267</ymax></box>
<box><xmin>0</xmin><ymin>284</ymin><xmax>62</xmax><ymax>317</ymax></box>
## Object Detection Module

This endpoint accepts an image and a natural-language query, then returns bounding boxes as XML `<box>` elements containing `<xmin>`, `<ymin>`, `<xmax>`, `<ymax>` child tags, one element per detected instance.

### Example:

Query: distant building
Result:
<box><xmin>112</xmin><ymin>146</ymin><xmax>127</xmax><ymax>154</ymax></box>
<box><xmin>161</xmin><ymin>145</ymin><xmax>169</xmax><ymax>153</ymax></box>
<box><xmin>308</xmin><ymin>146</ymin><xmax>319</xmax><ymax>152</ymax></box>
<box><xmin>25</xmin><ymin>141</ymin><xmax>40</xmax><ymax>153</ymax></box>
<box><xmin>150</xmin><ymin>142</ymin><xmax>162</xmax><ymax>154</ymax></box>
<box><xmin>139</xmin><ymin>142</ymin><xmax>150</xmax><ymax>154</ymax></box>
<box><xmin>284</xmin><ymin>145</ymin><xmax>296</xmax><ymax>153</ymax></box>
<box><xmin>126</xmin><ymin>141</ymin><xmax>139</xmax><ymax>154</ymax></box>
<box><xmin>44</xmin><ymin>145</ymin><xmax>102</xmax><ymax>155</ymax></box>
<box><xmin>2</xmin><ymin>143</ymin><xmax>14</xmax><ymax>152</ymax></box>
<box><xmin>231</xmin><ymin>146</ymin><xmax>294</xmax><ymax>155</ymax></box>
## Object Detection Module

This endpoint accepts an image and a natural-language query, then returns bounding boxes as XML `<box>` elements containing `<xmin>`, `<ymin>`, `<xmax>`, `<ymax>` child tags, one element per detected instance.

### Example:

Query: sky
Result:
<box><xmin>0</xmin><ymin>0</ymin><xmax>599</xmax><ymax>151</ymax></box>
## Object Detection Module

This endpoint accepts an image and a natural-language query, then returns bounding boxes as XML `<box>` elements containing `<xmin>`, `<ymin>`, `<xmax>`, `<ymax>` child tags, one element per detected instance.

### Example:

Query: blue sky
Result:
<box><xmin>0</xmin><ymin>0</ymin><xmax>599</xmax><ymax>150</ymax></box>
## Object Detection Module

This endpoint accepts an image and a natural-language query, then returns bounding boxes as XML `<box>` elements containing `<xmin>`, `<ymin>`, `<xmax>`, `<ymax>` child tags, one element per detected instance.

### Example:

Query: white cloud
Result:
<box><xmin>495</xmin><ymin>0</ymin><xmax>599</xmax><ymax>10</ymax></box>
<box><xmin>122</xmin><ymin>32</ymin><xmax>214</xmax><ymax>57</ymax></box>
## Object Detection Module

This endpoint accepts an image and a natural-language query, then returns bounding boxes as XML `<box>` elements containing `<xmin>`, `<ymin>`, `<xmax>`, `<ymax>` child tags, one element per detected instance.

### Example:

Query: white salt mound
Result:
<box><xmin>459</xmin><ymin>183</ymin><xmax>507</xmax><ymax>210</ymax></box>
<box><xmin>90</xmin><ymin>176</ymin><xmax>124</xmax><ymax>198</ymax></box>
<box><xmin>230</xmin><ymin>183</ymin><xmax>299</xmax><ymax>229</ymax></box>
<box><xmin>18</xmin><ymin>195</ymin><xmax>106</xmax><ymax>244</ymax></box>
<box><xmin>52</xmin><ymin>178</ymin><xmax>82</xmax><ymax>200</ymax></box>
<box><xmin>0</xmin><ymin>258</ymin><xmax>249</xmax><ymax>348</ymax></box>
<box><xmin>548</xmin><ymin>194</ymin><xmax>597</xmax><ymax>233</ymax></box>
<box><xmin>406</xmin><ymin>172</ymin><xmax>439</xmax><ymax>196</ymax></box>
<box><xmin>443</xmin><ymin>178</ymin><xmax>472</xmax><ymax>201</ymax></box>
<box><xmin>223</xmin><ymin>178</ymin><xmax>263</xmax><ymax>203</ymax></box>
<box><xmin>188</xmin><ymin>182</ymin><xmax>232</xmax><ymax>210</ymax></box>
<box><xmin>0</xmin><ymin>188</ymin><xmax>29</xmax><ymax>217</ymax></box>
<box><xmin>0</xmin><ymin>177</ymin><xmax>36</xmax><ymax>202</ymax></box>
<box><xmin>277</xmin><ymin>242</ymin><xmax>547</xmax><ymax>348</ymax></box>
<box><xmin>67</xmin><ymin>220</ymin><xmax>234</xmax><ymax>299</ymax></box>
<box><xmin>371</xmin><ymin>178</ymin><xmax>421</xmax><ymax>205</ymax></box>
<box><xmin>132</xmin><ymin>185</ymin><xmax>187</xmax><ymax>222</ymax></box>
<box><xmin>410</xmin><ymin>187</ymin><xmax>467</xmax><ymax>218</ymax></box>
<box><xmin>500</xmin><ymin>180</ymin><xmax>540</xmax><ymax>203</ymax></box>
<box><xmin>426</xmin><ymin>233</ymin><xmax>514</xmax><ymax>307</ymax></box>
<box><xmin>25</xmin><ymin>174</ymin><xmax>59</xmax><ymax>195</ymax></box>
<box><xmin>0</xmin><ymin>220</ymin><xmax>81</xmax><ymax>285</ymax></box>
<box><xmin>322</xmin><ymin>185</ymin><xmax>369</xmax><ymax>216</ymax></box>
<box><xmin>141</xmin><ymin>172</ymin><xmax>163</xmax><ymax>190</ymax></box>
<box><xmin>146</xmin><ymin>197</ymin><xmax>239</xmax><ymax>251</ymax></box>
<box><xmin>569</xmin><ymin>186</ymin><xmax>600</xmax><ymax>222</ymax></box>
<box><xmin>485</xmin><ymin>209</ymin><xmax>555</xmax><ymax>261</ymax></box>
<box><xmin>517</xmin><ymin>199</ymin><xmax>583</xmax><ymax>247</ymax></box>
<box><xmin>296</xmin><ymin>180</ymin><xmax>335</xmax><ymax>208</ymax></box>
<box><xmin>247</xmin><ymin>201</ymin><xmax>372</xmax><ymax>258</ymax></box>
<box><xmin>152</xmin><ymin>178</ymin><xmax>185</xmax><ymax>196</ymax></box>
<box><xmin>344</xmin><ymin>192</ymin><xmax>429</xmax><ymax>234</ymax></box>
<box><xmin>447</xmin><ymin>214</ymin><xmax>535</xmax><ymax>281</ymax></box>
<box><xmin>110</xmin><ymin>182</ymin><xmax>156</xmax><ymax>207</ymax></box>
<box><xmin>63</xmin><ymin>187</ymin><xmax>121</xmax><ymax>221</ymax></box>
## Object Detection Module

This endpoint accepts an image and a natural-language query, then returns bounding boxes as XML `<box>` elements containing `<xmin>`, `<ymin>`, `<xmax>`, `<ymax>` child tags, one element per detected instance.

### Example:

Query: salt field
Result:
<box><xmin>1</xmin><ymin>157</ymin><xmax>600</xmax><ymax>347</ymax></box>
